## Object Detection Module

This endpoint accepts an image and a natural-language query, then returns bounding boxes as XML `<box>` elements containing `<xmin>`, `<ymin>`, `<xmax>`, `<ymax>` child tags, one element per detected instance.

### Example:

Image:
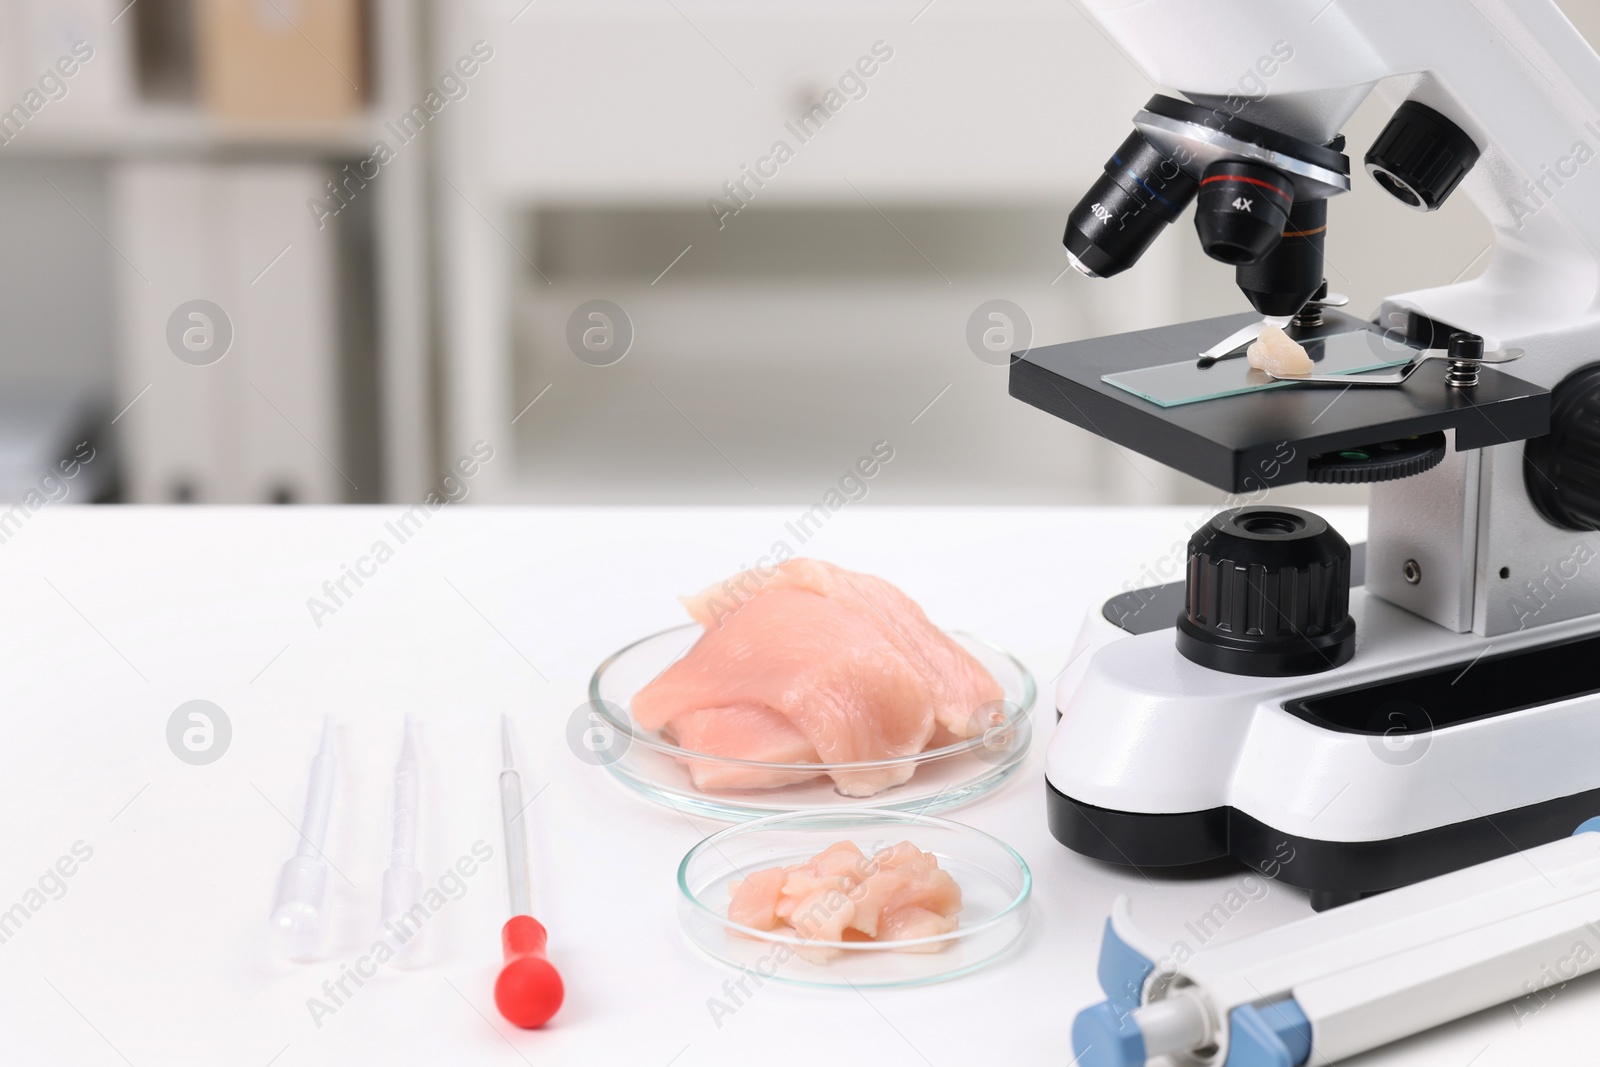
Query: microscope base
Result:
<box><xmin>1047</xmin><ymin>586</ymin><xmax>1600</xmax><ymax>908</ymax></box>
<box><xmin>1046</xmin><ymin>778</ymin><xmax>1600</xmax><ymax>910</ymax></box>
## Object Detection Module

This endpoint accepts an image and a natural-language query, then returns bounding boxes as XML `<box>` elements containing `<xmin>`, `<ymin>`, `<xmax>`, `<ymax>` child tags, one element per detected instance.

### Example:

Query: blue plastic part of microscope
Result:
<box><xmin>1574</xmin><ymin>817</ymin><xmax>1600</xmax><ymax>837</ymax></box>
<box><xmin>1097</xmin><ymin>917</ymin><xmax>1156</xmax><ymax>1011</ymax></box>
<box><xmin>1225</xmin><ymin>998</ymin><xmax>1312</xmax><ymax>1067</ymax></box>
<box><xmin>1066</xmin><ymin>919</ymin><xmax>1159</xmax><ymax>1067</ymax></box>
<box><xmin>1072</xmin><ymin>1001</ymin><xmax>1148</xmax><ymax>1067</ymax></box>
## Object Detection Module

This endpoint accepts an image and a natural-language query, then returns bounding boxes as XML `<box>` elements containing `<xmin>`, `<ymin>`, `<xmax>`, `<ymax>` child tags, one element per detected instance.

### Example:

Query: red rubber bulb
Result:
<box><xmin>494</xmin><ymin>915</ymin><xmax>564</xmax><ymax>1028</ymax></box>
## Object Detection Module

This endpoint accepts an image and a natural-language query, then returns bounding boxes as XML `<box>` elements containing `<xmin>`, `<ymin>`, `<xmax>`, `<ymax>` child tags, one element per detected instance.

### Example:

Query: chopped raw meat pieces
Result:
<box><xmin>726</xmin><ymin>840</ymin><xmax>963</xmax><ymax>963</ymax></box>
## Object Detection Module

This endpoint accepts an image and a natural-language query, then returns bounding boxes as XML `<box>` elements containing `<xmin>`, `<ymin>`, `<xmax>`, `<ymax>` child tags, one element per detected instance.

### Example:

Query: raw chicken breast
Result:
<box><xmin>682</xmin><ymin>558</ymin><xmax>1004</xmax><ymax>740</ymax></box>
<box><xmin>726</xmin><ymin>839</ymin><xmax>962</xmax><ymax>963</ymax></box>
<box><xmin>635</xmin><ymin>586</ymin><xmax>937</xmax><ymax>796</ymax></box>
<box><xmin>663</xmin><ymin>704</ymin><xmax>820</xmax><ymax>791</ymax></box>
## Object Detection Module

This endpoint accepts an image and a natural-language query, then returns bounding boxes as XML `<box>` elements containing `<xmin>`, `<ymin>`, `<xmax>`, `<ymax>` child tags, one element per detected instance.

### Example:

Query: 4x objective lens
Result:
<box><xmin>1193</xmin><ymin>159</ymin><xmax>1295</xmax><ymax>266</ymax></box>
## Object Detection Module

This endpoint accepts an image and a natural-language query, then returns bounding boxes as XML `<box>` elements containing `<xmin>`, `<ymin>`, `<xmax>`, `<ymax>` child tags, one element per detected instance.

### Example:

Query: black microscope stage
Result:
<box><xmin>1010</xmin><ymin>310</ymin><xmax>1551</xmax><ymax>493</ymax></box>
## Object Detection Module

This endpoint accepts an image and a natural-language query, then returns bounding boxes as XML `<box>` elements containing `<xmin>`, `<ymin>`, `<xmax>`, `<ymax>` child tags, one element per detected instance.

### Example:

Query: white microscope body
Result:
<box><xmin>1042</xmin><ymin>0</ymin><xmax>1600</xmax><ymax>907</ymax></box>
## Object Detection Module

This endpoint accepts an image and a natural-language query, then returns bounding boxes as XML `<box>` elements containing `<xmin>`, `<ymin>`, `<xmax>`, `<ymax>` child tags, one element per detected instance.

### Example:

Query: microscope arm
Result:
<box><xmin>1075</xmin><ymin>0</ymin><xmax>1600</xmax><ymax>349</ymax></box>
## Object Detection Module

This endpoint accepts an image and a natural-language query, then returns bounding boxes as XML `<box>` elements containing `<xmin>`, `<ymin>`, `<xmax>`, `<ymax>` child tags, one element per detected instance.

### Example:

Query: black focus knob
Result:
<box><xmin>1524</xmin><ymin>364</ymin><xmax>1600</xmax><ymax>530</ymax></box>
<box><xmin>1176</xmin><ymin>507</ymin><xmax>1356</xmax><ymax>676</ymax></box>
<box><xmin>1365</xmin><ymin>100</ymin><xmax>1480</xmax><ymax>211</ymax></box>
<box><xmin>1305</xmin><ymin>432</ymin><xmax>1448</xmax><ymax>485</ymax></box>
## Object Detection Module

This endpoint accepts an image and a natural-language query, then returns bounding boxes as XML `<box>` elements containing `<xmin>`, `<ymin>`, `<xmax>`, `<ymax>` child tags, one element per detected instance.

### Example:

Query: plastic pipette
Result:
<box><xmin>270</xmin><ymin>716</ymin><xmax>337</xmax><ymax>961</ymax></box>
<box><xmin>380</xmin><ymin>716</ymin><xmax>424</xmax><ymax>962</ymax></box>
<box><xmin>494</xmin><ymin>716</ymin><xmax>564</xmax><ymax>1028</ymax></box>
<box><xmin>1073</xmin><ymin>818</ymin><xmax>1600</xmax><ymax>1067</ymax></box>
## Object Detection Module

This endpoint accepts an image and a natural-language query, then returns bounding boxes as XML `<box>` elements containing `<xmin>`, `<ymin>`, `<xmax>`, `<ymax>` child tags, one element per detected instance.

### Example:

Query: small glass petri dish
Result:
<box><xmin>678</xmin><ymin>809</ymin><xmax>1031</xmax><ymax>989</ymax></box>
<box><xmin>586</xmin><ymin>624</ymin><xmax>1036</xmax><ymax>820</ymax></box>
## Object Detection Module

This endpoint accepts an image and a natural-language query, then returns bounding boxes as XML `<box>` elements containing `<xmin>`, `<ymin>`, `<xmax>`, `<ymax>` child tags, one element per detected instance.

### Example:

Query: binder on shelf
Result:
<box><xmin>18</xmin><ymin>0</ymin><xmax>135</xmax><ymax>115</ymax></box>
<box><xmin>111</xmin><ymin>161</ymin><xmax>343</xmax><ymax>503</ymax></box>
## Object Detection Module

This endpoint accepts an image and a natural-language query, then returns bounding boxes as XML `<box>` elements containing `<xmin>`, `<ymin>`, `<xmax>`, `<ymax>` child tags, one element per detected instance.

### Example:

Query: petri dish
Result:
<box><xmin>677</xmin><ymin>809</ymin><xmax>1031</xmax><ymax>989</ymax></box>
<box><xmin>586</xmin><ymin>624</ymin><xmax>1036</xmax><ymax>821</ymax></box>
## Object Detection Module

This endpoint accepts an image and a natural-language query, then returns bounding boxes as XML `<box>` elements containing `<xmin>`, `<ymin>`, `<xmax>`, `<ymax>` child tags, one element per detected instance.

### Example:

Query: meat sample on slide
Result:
<box><xmin>726</xmin><ymin>839</ymin><xmax>962</xmax><ymax>963</ymax></box>
<box><xmin>1246</xmin><ymin>324</ymin><xmax>1314</xmax><ymax>375</ymax></box>
<box><xmin>637</xmin><ymin>559</ymin><xmax>1004</xmax><ymax>796</ymax></box>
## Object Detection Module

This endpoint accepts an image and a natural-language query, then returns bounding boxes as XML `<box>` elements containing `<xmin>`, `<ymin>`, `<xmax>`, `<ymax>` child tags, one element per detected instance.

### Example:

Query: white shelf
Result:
<box><xmin>0</xmin><ymin>106</ymin><xmax>383</xmax><ymax>158</ymax></box>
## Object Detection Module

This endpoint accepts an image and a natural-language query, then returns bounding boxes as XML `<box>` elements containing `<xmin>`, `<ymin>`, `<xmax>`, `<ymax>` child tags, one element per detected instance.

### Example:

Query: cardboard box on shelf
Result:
<box><xmin>193</xmin><ymin>0</ymin><xmax>365</xmax><ymax>121</ymax></box>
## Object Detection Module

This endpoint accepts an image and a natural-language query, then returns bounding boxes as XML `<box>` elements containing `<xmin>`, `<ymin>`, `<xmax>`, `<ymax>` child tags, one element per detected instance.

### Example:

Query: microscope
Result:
<box><xmin>1025</xmin><ymin>0</ymin><xmax>1600</xmax><ymax>911</ymax></box>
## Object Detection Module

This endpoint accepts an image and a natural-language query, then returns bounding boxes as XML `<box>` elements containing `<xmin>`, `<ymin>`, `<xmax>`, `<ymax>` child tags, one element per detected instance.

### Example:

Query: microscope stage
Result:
<box><xmin>1011</xmin><ymin>310</ymin><xmax>1551</xmax><ymax>492</ymax></box>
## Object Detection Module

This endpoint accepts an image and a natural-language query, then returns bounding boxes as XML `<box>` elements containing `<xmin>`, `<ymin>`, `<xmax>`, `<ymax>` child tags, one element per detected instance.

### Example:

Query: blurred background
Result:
<box><xmin>5</xmin><ymin>0</ymin><xmax>1597</xmax><ymax>508</ymax></box>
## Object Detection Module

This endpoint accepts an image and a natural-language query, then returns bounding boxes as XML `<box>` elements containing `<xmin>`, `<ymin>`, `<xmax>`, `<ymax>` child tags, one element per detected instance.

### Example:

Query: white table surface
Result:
<box><xmin>2</xmin><ymin>504</ymin><xmax>1594</xmax><ymax>1066</ymax></box>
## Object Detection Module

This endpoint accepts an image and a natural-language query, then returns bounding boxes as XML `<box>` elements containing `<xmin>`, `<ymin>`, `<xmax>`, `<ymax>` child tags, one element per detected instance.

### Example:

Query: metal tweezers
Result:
<box><xmin>1265</xmin><ymin>346</ymin><xmax>1524</xmax><ymax>385</ymax></box>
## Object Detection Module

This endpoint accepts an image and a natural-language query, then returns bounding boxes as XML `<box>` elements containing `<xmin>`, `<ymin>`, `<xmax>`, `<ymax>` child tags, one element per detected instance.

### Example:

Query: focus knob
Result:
<box><xmin>1177</xmin><ymin>507</ymin><xmax>1356</xmax><ymax>676</ymax></box>
<box><xmin>1365</xmin><ymin>100</ymin><xmax>1480</xmax><ymax>211</ymax></box>
<box><xmin>1524</xmin><ymin>364</ymin><xmax>1600</xmax><ymax>530</ymax></box>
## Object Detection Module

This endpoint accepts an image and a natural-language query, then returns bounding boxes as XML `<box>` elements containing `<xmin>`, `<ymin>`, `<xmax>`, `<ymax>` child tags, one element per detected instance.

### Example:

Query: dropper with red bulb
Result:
<box><xmin>495</xmin><ymin>716</ymin><xmax>564</xmax><ymax>1028</ymax></box>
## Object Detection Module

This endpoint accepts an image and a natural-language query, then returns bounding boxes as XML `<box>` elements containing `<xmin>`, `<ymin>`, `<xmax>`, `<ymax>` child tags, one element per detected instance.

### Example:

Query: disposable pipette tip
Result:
<box><xmin>270</xmin><ymin>717</ymin><xmax>338</xmax><ymax>961</ymax></box>
<box><xmin>400</xmin><ymin>714</ymin><xmax>417</xmax><ymax>763</ymax></box>
<box><xmin>381</xmin><ymin>717</ymin><xmax>424</xmax><ymax>962</ymax></box>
